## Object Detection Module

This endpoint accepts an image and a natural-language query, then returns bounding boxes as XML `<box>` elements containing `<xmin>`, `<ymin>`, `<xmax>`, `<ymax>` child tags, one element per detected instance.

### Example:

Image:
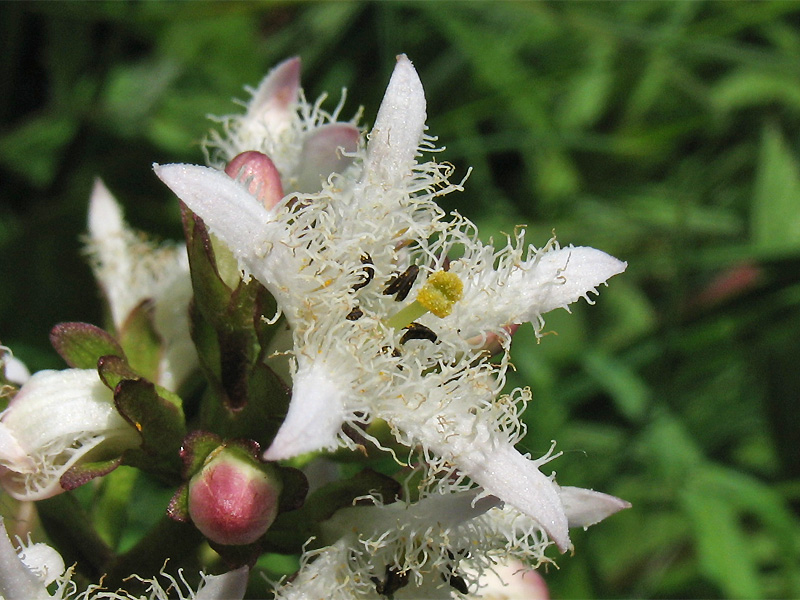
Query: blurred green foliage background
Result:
<box><xmin>2</xmin><ymin>2</ymin><xmax>800</xmax><ymax>598</ymax></box>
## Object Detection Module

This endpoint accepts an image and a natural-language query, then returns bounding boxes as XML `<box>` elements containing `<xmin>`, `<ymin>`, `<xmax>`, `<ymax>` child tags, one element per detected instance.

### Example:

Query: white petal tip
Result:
<box><xmin>366</xmin><ymin>54</ymin><xmax>427</xmax><ymax>183</ymax></box>
<box><xmin>560</xmin><ymin>486</ymin><xmax>631</xmax><ymax>529</ymax></box>
<box><xmin>263</xmin><ymin>360</ymin><xmax>347</xmax><ymax>462</ymax></box>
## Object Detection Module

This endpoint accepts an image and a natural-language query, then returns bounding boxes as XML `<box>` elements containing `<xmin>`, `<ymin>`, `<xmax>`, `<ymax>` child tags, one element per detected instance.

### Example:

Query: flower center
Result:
<box><xmin>386</xmin><ymin>270</ymin><xmax>463</xmax><ymax>330</ymax></box>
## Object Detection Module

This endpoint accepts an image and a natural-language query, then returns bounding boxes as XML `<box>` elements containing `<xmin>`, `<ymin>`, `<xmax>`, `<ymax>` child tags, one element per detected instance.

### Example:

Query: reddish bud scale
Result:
<box><xmin>188</xmin><ymin>450</ymin><xmax>281</xmax><ymax>545</ymax></box>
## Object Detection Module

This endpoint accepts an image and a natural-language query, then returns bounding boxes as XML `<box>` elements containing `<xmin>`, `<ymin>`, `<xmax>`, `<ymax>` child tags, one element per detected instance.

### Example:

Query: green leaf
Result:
<box><xmin>752</xmin><ymin>124</ymin><xmax>800</xmax><ymax>250</ymax></box>
<box><xmin>0</xmin><ymin>114</ymin><xmax>78</xmax><ymax>188</ymax></box>
<box><xmin>680</xmin><ymin>478</ymin><xmax>763</xmax><ymax>599</ymax></box>
<box><xmin>582</xmin><ymin>351</ymin><xmax>650</xmax><ymax>422</ymax></box>
<box><xmin>50</xmin><ymin>322</ymin><xmax>125</xmax><ymax>370</ymax></box>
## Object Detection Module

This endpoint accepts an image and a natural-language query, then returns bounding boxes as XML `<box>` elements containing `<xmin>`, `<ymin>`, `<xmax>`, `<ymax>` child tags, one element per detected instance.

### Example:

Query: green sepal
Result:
<box><xmin>60</xmin><ymin>456</ymin><xmax>123</xmax><ymax>491</ymax></box>
<box><xmin>178</xmin><ymin>430</ymin><xmax>224</xmax><ymax>479</ymax></box>
<box><xmin>263</xmin><ymin>469</ymin><xmax>400</xmax><ymax>554</ymax></box>
<box><xmin>181</xmin><ymin>203</ymin><xmax>286</xmax><ymax>421</ymax></box>
<box><xmin>203</xmin><ymin>361</ymin><xmax>290</xmax><ymax>447</ymax></box>
<box><xmin>50</xmin><ymin>322</ymin><xmax>125</xmax><ymax>369</ymax></box>
<box><xmin>114</xmin><ymin>378</ymin><xmax>185</xmax><ymax>482</ymax></box>
<box><xmin>167</xmin><ymin>483</ymin><xmax>190</xmax><ymax>522</ymax></box>
<box><xmin>98</xmin><ymin>354</ymin><xmax>183</xmax><ymax>413</ymax></box>
<box><xmin>97</xmin><ymin>355</ymin><xmax>140</xmax><ymax>390</ymax></box>
<box><xmin>118</xmin><ymin>300</ymin><xmax>163</xmax><ymax>384</ymax></box>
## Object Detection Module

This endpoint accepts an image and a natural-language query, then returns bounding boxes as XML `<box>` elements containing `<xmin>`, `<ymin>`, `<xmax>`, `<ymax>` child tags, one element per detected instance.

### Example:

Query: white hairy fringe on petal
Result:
<box><xmin>203</xmin><ymin>56</ymin><xmax>362</xmax><ymax>194</ymax></box>
<box><xmin>273</xmin><ymin>491</ymin><xmax>564</xmax><ymax>600</ymax></box>
<box><xmin>559</xmin><ymin>485</ymin><xmax>632</xmax><ymax>529</ymax></box>
<box><xmin>99</xmin><ymin>566</ymin><xmax>249</xmax><ymax>600</ymax></box>
<box><xmin>85</xmin><ymin>179</ymin><xmax>196</xmax><ymax>391</ymax></box>
<box><xmin>378</xmin><ymin>354</ymin><xmax>570</xmax><ymax>551</ymax></box>
<box><xmin>449</xmin><ymin>231</ymin><xmax>627</xmax><ymax>340</ymax></box>
<box><xmin>15</xmin><ymin>540</ymin><xmax>65</xmax><ymax>587</ymax></box>
<box><xmin>265</xmin><ymin>310</ymin><xmax>400</xmax><ymax>461</ymax></box>
<box><xmin>0</xmin><ymin>369</ymin><xmax>140</xmax><ymax>501</ymax></box>
<box><xmin>0</xmin><ymin>516</ymin><xmax>72</xmax><ymax>600</ymax></box>
<box><xmin>159</xmin><ymin>54</ymin><xmax>629</xmax><ymax>561</ymax></box>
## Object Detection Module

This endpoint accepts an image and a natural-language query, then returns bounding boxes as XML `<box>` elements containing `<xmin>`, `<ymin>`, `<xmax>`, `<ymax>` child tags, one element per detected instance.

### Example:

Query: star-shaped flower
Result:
<box><xmin>0</xmin><ymin>369</ymin><xmax>140</xmax><ymax>501</ymax></box>
<box><xmin>155</xmin><ymin>55</ymin><xmax>626</xmax><ymax>552</ymax></box>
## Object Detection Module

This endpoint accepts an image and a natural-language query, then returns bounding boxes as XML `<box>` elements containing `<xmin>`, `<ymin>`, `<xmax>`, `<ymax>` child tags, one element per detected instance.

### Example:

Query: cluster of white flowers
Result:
<box><xmin>156</xmin><ymin>55</ymin><xmax>629</xmax><ymax>597</ymax></box>
<box><xmin>0</xmin><ymin>54</ymin><xmax>628</xmax><ymax>599</ymax></box>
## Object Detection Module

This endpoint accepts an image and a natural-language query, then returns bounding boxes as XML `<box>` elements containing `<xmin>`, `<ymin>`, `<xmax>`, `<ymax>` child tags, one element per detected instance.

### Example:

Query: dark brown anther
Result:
<box><xmin>381</xmin><ymin>346</ymin><xmax>402</xmax><ymax>359</ymax></box>
<box><xmin>382</xmin><ymin>264</ymin><xmax>420</xmax><ymax>301</ymax></box>
<box><xmin>399</xmin><ymin>322</ymin><xmax>437</xmax><ymax>344</ymax></box>
<box><xmin>444</xmin><ymin>572</ymin><xmax>468</xmax><ymax>595</ymax></box>
<box><xmin>373</xmin><ymin>565</ymin><xmax>409</xmax><ymax>597</ymax></box>
<box><xmin>353</xmin><ymin>254</ymin><xmax>375</xmax><ymax>291</ymax></box>
<box><xmin>346</xmin><ymin>306</ymin><xmax>364</xmax><ymax>321</ymax></box>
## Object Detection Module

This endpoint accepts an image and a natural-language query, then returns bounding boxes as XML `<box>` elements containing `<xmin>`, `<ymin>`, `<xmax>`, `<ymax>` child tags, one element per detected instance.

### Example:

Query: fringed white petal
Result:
<box><xmin>155</xmin><ymin>163</ymin><xmax>271</xmax><ymax>260</ymax></box>
<box><xmin>16</xmin><ymin>541</ymin><xmax>65</xmax><ymax>587</ymax></box>
<box><xmin>3</xmin><ymin>355</ymin><xmax>31</xmax><ymax>385</ymax></box>
<box><xmin>463</xmin><ymin>444</ymin><xmax>570</xmax><ymax>553</ymax></box>
<box><xmin>515</xmin><ymin>246</ymin><xmax>627</xmax><ymax>321</ymax></box>
<box><xmin>263</xmin><ymin>358</ymin><xmax>348</xmax><ymax>461</ymax></box>
<box><xmin>86</xmin><ymin>179</ymin><xmax>196</xmax><ymax>391</ymax></box>
<box><xmin>274</xmin><ymin>539</ymin><xmax>350</xmax><ymax>600</ymax></box>
<box><xmin>296</xmin><ymin>123</ymin><xmax>360</xmax><ymax>192</ymax></box>
<box><xmin>87</xmin><ymin>178</ymin><xmax>137</xmax><ymax>327</ymax></box>
<box><xmin>247</xmin><ymin>57</ymin><xmax>301</xmax><ymax>138</ymax></box>
<box><xmin>559</xmin><ymin>485</ymin><xmax>631</xmax><ymax>529</ymax></box>
<box><xmin>195</xmin><ymin>566</ymin><xmax>249</xmax><ymax>600</ymax></box>
<box><xmin>154</xmin><ymin>163</ymin><xmax>295</xmax><ymax>307</ymax></box>
<box><xmin>0</xmin><ymin>518</ymin><xmax>52</xmax><ymax>600</ymax></box>
<box><xmin>365</xmin><ymin>54</ymin><xmax>427</xmax><ymax>185</ymax></box>
<box><xmin>0</xmin><ymin>421</ymin><xmax>33</xmax><ymax>471</ymax></box>
<box><xmin>0</xmin><ymin>369</ymin><xmax>139</xmax><ymax>501</ymax></box>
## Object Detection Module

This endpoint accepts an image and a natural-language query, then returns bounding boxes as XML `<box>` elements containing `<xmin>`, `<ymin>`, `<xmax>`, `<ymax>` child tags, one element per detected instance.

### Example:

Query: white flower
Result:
<box><xmin>273</xmin><ymin>486</ymin><xmax>628</xmax><ymax>600</ymax></box>
<box><xmin>0</xmin><ymin>516</ymin><xmax>74</xmax><ymax>600</ymax></box>
<box><xmin>85</xmin><ymin>179</ymin><xmax>196</xmax><ymax>392</ymax></box>
<box><xmin>0</xmin><ymin>517</ymin><xmax>249</xmax><ymax>600</ymax></box>
<box><xmin>155</xmin><ymin>55</ymin><xmax>626</xmax><ymax>552</ymax></box>
<box><xmin>0</xmin><ymin>369</ymin><xmax>140</xmax><ymax>500</ymax></box>
<box><xmin>204</xmin><ymin>56</ymin><xmax>361</xmax><ymax>194</ymax></box>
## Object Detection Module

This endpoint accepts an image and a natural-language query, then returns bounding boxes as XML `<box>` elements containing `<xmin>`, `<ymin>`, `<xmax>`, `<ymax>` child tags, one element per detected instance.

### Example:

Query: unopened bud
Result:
<box><xmin>224</xmin><ymin>151</ymin><xmax>284</xmax><ymax>210</ymax></box>
<box><xmin>188</xmin><ymin>447</ymin><xmax>281</xmax><ymax>545</ymax></box>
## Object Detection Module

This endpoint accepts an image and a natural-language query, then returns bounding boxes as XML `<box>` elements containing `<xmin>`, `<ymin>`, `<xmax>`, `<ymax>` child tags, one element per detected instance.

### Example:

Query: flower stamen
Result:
<box><xmin>385</xmin><ymin>270</ymin><xmax>464</xmax><ymax>329</ymax></box>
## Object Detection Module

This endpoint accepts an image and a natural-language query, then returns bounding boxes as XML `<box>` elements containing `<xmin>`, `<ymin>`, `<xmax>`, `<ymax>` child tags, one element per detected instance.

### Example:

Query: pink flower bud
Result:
<box><xmin>224</xmin><ymin>151</ymin><xmax>284</xmax><ymax>210</ymax></box>
<box><xmin>188</xmin><ymin>447</ymin><xmax>281</xmax><ymax>545</ymax></box>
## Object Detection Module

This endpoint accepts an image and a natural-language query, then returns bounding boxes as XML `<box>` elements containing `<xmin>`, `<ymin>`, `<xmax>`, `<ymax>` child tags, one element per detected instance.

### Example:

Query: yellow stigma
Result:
<box><xmin>416</xmin><ymin>271</ymin><xmax>463</xmax><ymax>318</ymax></box>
